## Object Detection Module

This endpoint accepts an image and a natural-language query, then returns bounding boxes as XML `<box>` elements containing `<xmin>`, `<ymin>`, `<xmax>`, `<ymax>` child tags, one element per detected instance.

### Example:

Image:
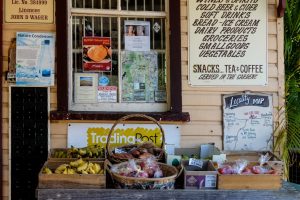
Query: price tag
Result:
<box><xmin>189</xmin><ymin>158</ymin><xmax>203</xmax><ymax>168</ymax></box>
<box><xmin>114</xmin><ymin>148</ymin><xmax>127</xmax><ymax>154</ymax></box>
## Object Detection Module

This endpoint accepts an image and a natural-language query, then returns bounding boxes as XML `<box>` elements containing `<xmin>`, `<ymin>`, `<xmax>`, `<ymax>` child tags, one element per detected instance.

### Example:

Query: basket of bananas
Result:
<box><xmin>49</xmin><ymin>144</ymin><xmax>105</xmax><ymax>161</ymax></box>
<box><xmin>38</xmin><ymin>158</ymin><xmax>105</xmax><ymax>189</ymax></box>
<box><xmin>106</xmin><ymin>114</ymin><xmax>166</xmax><ymax>164</ymax></box>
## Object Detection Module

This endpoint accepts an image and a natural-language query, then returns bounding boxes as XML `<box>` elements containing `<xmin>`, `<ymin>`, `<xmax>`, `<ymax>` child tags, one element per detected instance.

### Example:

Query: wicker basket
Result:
<box><xmin>106</xmin><ymin>114</ymin><xmax>165</xmax><ymax>163</ymax></box>
<box><xmin>106</xmin><ymin>160</ymin><xmax>179</xmax><ymax>189</ymax></box>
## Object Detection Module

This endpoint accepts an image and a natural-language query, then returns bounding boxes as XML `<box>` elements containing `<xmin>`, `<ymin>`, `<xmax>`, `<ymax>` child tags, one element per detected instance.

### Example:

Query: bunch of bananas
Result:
<box><xmin>53</xmin><ymin>145</ymin><xmax>105</xmax><ymax>159</ymax></box>
<box><xmin>42</xmin><ymin>158</ymin><xmax>104</xmax><ymax>175</ymax></box>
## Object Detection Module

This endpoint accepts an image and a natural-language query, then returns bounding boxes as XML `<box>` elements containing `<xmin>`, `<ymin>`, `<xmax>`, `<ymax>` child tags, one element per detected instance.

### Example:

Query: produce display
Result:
<box><xmin>111</xmin><ymin>158</ymin><xmax>163</xmax><ymax>178</ymax></box>
<box><xmin>42</xmin><ymin>158</ymin><xmax>104</xmax><ymax>175</ymax></box>
<box><xmin>111</xmin><ymin>142</ymin><xmax>164</xmax><ymax>161</ymax></box>
<box><xmin>52</xmin><ymin>145</ymin><xmax>105</xmax><ymax>159</ymax></box>
<box><xmin>216</xmin><ymin>153</ymin><xmax>277</xmax><ymax>175</ymax></box>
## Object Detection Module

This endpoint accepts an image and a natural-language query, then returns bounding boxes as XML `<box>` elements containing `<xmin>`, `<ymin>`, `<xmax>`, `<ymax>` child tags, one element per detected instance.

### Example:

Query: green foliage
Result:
<box><xmin>274</xmin><ymin>0</ymin><xmax>300</xmax><ymax>179</ymax></box>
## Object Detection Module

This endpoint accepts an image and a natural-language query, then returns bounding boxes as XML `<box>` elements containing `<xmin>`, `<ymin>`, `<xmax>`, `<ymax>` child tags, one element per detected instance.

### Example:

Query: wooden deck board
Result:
<box><xmin>36</xmin><ymin>182</ymin><xmax>300</xmax><ymax>200</ymax></box>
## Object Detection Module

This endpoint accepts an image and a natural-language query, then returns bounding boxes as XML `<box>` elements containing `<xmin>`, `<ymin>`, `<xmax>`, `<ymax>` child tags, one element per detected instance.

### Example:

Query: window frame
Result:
<box><xmin>51</xmin><ymin>0</ymin><xmax>189</xmax><ymax>122</ymax></box>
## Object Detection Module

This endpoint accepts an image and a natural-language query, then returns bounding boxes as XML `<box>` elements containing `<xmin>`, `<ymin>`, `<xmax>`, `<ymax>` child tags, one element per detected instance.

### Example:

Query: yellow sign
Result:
<box><xmin>86</xmin><ymin>127</ymin><xmax>163</xmax><ymax>149</ymax></box>
<box><xmin>5</xmin><ymin>0</ymin><xmax>54</xmax><ymax>24</ymax></box>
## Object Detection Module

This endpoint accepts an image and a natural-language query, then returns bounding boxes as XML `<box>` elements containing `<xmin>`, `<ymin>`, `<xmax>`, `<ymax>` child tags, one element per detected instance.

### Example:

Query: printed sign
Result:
<box><xmin>124</xmin><ymin>20</ymin><xmax>151</xmax><ymax>51</ymax></box>
<box><xmin>83</xmin><ymin>37</ymin><xmax>112</xmax><ymax>72</ymax></box>
<box><xmin>188</xmin><ymin>0</ymin><xmax>267</xmax><ymax>86</ymax></box>
<box><xmin>16</xmin><ymin>32</ymin><xmax>55</xmax><ymax>86</ymax></box>
<box><xmin>68</xmin><ymin>123</ymin><xmax>180</xmax><ymax>149</ymax></box>
<box><xmin>5</xmin><ymin>0</ymin><xmax>54</xmax><ymax>24</ymax></box>
<box><xmin>74</xmin><ymin>73</ymin><xmax>98</xmax><ymax>103</ymax></box>
<box><xmin>98</xmin><ymin>86</ymin><xmax>117</xmax><ymax>102</ymax></box>
<box><xmin>223</xmin><ymin>92</ymin><xmax>273</xmax><ymax>151</ymax></box>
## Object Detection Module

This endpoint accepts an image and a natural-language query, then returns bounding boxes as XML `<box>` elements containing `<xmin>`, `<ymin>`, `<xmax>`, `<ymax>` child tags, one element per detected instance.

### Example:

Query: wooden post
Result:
<box><xmin>277</xmin><ymin>0</ymin><xmax>286</xmax><ymax>18</ymax></box>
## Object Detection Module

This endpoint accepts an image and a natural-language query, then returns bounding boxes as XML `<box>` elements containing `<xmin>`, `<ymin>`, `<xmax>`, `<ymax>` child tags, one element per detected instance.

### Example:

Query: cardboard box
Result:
<box><xmin>183</xmin><ymin>160</ymin><xmax>217</xmax><ymax>189</ymax></box>
<box><xmin>175</xmin><ymin>148</ymin><xmax>199</xmax><ymax>159</ymax></box>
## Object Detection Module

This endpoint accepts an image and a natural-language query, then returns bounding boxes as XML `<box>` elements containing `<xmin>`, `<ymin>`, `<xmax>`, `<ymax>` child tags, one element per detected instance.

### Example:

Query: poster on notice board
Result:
<box><xmin>16</xmin><ymin>32</ymin><xmax>55</xmax><ymax>86</ymax></box>
<box><xmin>82</xmin><ymin>37</ymin><xmax>112</xmax><ymax>72</ymax></box>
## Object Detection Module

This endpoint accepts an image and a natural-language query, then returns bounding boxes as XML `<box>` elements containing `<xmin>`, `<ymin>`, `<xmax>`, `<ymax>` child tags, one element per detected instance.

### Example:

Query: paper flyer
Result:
<box><xmin>82</xmin><ymin>37</ymin><xmax>112</xmax><ymax>72</ymax></box>
<box><xmin>124</xmin><ymin>20</ymin><xmax>150</xmax><ymax>51</ymax></box>
<box><xmin>74</xmin><ymin>73</ymin><xmax>98</xmax><ymax>103</ymax></box>
<box><xmin>16</xmin><ymin>32</ymin><xmax>55</xmax><ymax>86</ymax></box>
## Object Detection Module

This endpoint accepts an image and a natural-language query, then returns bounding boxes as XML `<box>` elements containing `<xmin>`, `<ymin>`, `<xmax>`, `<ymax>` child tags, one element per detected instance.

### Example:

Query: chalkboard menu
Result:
<box><xmin>223</xmin><ymin>93</ymin><xmax>273</xmax><ymax>151</ymax></box>
<box><xmin>188</xmin><ymin>0</ymin><xmax>267</xmax><ymax>86</ymax></box>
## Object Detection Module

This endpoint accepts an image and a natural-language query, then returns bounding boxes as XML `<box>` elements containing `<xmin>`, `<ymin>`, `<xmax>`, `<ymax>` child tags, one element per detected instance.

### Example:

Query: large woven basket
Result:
<box><xmin>106</xmin><ymin>114</ymin><xmax>165</xmax><ymax>163</ymax></box>
<box><xmin>106</xmin><ymin>160</ymin><xmax>179</xmax><ymax>189</ymax></box>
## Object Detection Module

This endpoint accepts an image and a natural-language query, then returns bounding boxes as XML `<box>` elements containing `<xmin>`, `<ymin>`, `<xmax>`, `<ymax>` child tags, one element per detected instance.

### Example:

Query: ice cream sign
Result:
<box><xmin>68</xmin><ymin>123</ymin><xmax>180</xmax><ymax>149</ymax></box>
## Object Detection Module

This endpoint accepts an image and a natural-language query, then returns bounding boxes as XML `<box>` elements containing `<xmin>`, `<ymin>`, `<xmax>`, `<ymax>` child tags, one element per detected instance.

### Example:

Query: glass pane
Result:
<box><xmin>121</xmin><ymin>0</ymin><xmax>165</xmax><ymax>11</ymax></box>
<box><xmin>73</xmin><ymin>0</ymin><xmax>117</xmax><ymax>9</ymax></box>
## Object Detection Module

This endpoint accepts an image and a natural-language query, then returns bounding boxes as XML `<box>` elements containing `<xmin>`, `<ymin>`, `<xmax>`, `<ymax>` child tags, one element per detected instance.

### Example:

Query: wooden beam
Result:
<box><xmin>56</xmin><ymin>0</ymin><xmax>69</xmax><ymax>111</ymax></box>
<box><xmin>0</xmin><ymin>0</ymin><xmax>3</xmax><ymax>198</ymax></box>
<box><xmin>277</xmin><ymin>0</ymin><xmax>286</xmax><ymax>18</ymax></box>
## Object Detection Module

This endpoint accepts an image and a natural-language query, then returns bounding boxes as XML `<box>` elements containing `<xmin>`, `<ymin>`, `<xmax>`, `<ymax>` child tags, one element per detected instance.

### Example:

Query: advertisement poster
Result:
<box><xmin>74</xmin><ymin>73</ymin><xmax>98</xmax><ymax>103</ymax></box>
<box><xmin>68</xmin><ymin>123</ymin><xmax>180</xmax><ymax>149</ymax></box>
<box><xmin>98</xmin><ymin>86</ymin><xmax>117</xmax><ymax>102</ymax></box>
<box><xmin>121</xmin><ymin>51</ymin><xmax>158</xmax><ymax>102</ymax></box>
<box><xmin>82</xmin><ymin>37</ymin><xmax>112</xmax><ymax>72</ymax></box>
<box><xmin>16</xmin><ymin>32</ymin><xmax>55</xmax><ymax>86</ymax></box>
<box><xmin>5</xmin><ymin>0</ymin><xmax>54</xmax><ymax>24</ymax></box>
<box><xmin>188</xmin><ymin>1</ymin><xmax>267</xmax><ymax>86</ymax></box>
<box><xmin>223</xmin><ymin>92</ymin><xmax>273</xmax><ymax>151</ymax></box>
<box><xmin>124</xmin><ymin>20</ymin><xmax>150</xmax><ymax>51</ymax></box>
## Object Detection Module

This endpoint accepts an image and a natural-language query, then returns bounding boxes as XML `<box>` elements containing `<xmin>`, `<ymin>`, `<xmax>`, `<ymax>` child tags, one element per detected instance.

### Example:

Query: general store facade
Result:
<box><xmin>1</xmin><ymin>0</ymin><xmax>285</xmax><ymax>199</ymax></box>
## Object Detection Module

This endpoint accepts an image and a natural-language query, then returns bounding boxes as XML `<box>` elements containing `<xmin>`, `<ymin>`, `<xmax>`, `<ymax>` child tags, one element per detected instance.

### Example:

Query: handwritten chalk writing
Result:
<box><xmin>225</xmin><ymin>95</ymin><xmax>269</xmax><ymax>109</ymax></box>
<box><xmin>229</xmin><ymin>94</ymin><xmax>250</xmax><ymax>109</ymax></box>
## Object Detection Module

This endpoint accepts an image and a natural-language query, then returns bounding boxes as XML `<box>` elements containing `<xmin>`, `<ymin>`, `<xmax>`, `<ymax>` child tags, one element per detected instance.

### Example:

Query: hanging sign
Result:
<box><xmin>188</xmin><ymin>0</ymin><xmax>267</xmax><ymax>86</ymax></box>
<box><xmin>5</xmin><ymin>0</ymin><xmax>54</xmax><ymax>24</ymax></box>
<box><xmin>68</xmin><ymin>123</ymin><xmax>180</xmax><ymax>149</ymax></box>
<box><xmin>223</xmin><ymin>92</ymin><xmax>273</xmax><ymax>151</ymax></box>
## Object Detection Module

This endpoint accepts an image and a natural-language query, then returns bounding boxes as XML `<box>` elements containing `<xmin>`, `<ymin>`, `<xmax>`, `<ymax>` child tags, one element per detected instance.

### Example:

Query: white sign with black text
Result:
<box><xmin>223</xmin><ymin>92</ymin><xmax>273</xmax><ymax>151</ymax></box>
<box><xmin>188</xmin><ymin>0</ymin><xmax>267</xmax><ymax>86</ymax></box>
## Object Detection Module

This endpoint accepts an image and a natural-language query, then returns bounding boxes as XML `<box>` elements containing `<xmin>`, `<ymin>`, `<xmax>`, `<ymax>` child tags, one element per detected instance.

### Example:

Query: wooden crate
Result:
<box><xmin>217</xmin><ymin>162</ymin><xmax>282</xmax><ymax>190</ymax></box>
<box><xmin>38</xmin><ymin>160</ymin><xmax>106</xmax><ymax>189</ymax></box>
<box><xmin>48</xmin><ymin>148</ymin><xmax>106</xmax><ymax>162</ymax></box>
<box><xmin>223</xmin><ymin>151</ymin><xmax>284</xmax><ymax>176</ymax></box>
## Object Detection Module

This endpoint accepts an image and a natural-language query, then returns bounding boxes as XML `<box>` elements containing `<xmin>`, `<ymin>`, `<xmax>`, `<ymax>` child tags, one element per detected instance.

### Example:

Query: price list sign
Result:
<box><xmin>188</xmin><ymin>0</ymin><xmax>267</xmax><ymax>86</ymax></box>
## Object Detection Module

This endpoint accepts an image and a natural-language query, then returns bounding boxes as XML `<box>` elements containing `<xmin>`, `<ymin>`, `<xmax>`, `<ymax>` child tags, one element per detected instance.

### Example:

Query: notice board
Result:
<box><xmin>188</xmin><ymin>0</ymin><xmax>267</xmax><ymax>86</ymax></box>
<box><xmin>223</xmin><ymin>92</ymin><xmax>273</xmax><ymax>151</ymax></box>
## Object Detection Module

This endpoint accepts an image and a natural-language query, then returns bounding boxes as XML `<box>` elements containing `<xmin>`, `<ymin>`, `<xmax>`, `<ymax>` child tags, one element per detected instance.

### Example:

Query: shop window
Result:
<box><xmin>53</xmin><ymin>0</ymin><xmax>189</xmax><ymax>121</ymax></box>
